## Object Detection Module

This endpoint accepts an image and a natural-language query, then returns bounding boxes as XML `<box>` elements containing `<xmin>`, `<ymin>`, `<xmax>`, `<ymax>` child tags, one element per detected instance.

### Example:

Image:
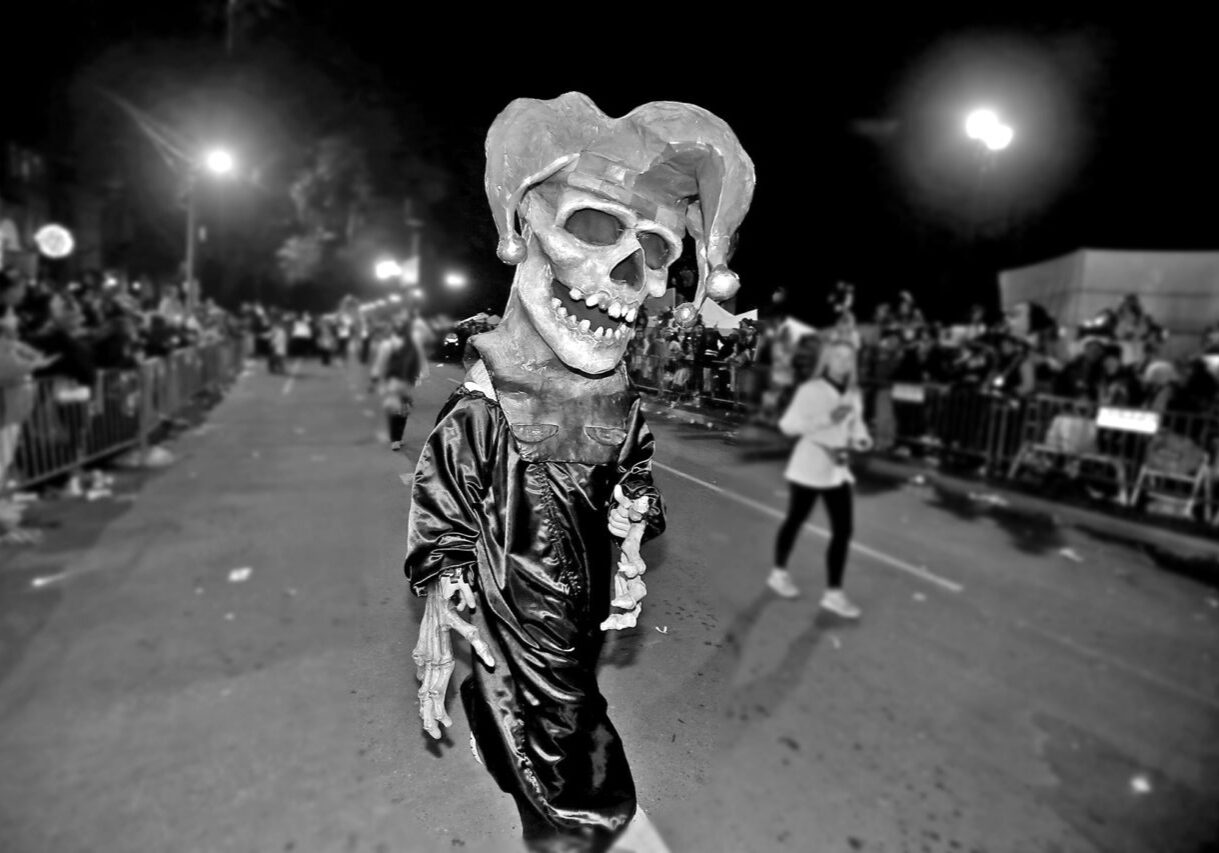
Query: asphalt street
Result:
<box><xmin>1</xmin><ymin>358</ymin><xmax>1217</xmax><ymax>853</ymax></box>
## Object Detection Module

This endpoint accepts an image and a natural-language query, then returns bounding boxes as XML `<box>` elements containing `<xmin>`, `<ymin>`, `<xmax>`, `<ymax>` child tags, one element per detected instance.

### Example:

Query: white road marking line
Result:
<box><xmin>1014</xmin><ymin>618</ymin><xmax>1219</xmax><ymax>713</ymax></box>
<box><xmin>281</xmin><ymin>360</ymin><xmax>301</xmax><ymax>396</ymax></box>
<box><xmin>653</xmin><ymin>461</ymin><xmax>964</xmax><ymax>594</ymax></box>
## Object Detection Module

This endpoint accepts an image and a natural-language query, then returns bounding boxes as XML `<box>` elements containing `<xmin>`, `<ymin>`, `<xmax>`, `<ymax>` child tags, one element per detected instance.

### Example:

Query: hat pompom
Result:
<box><xmin>704</xmin><ymin>266</ymin><xmax>740</xmax><ymax>302</ymax></box>
<box><xmin>673</xmin><ymin>302</ymin><xmax>699</xmax><ymax>326</ymax></box>
<box><xmin>497</xmin><ymin>234</ymin><xmax>528</xmax><ymax>265</ymax></box>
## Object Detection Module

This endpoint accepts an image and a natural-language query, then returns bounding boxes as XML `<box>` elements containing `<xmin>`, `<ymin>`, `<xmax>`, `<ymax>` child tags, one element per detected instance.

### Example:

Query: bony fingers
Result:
<box><xmin>469</xmin><ymin>635</ymin><xmax>497</xmax><ymax>670</ymax></box>
<box><xmin>444</xmin><ymin>612</ymin><xmax>497</xmax><ymax>669</ymax></box>
<box><xmin>458</xmin><ymin>582</ymin><xmax>477</xmax><ymax>612</ymax></box>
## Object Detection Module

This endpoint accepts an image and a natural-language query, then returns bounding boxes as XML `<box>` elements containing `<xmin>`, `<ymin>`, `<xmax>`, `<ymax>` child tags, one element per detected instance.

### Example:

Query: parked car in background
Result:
<box><xmin>437</xmin><ymin>324</ymin><xmax>473</xmax><ymax>363</ymax></box>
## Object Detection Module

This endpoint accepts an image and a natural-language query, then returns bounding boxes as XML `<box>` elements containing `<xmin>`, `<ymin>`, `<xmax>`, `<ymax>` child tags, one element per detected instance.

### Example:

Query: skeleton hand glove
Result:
<box><xmin>602</xmin><ymin>485</ymin><xmax>651</xmax><ymax>631</ymax></box>
<box><xmin>412</xmin><ymin>569</ymin><xmax>496</xmax><ymax>739</ymax></box>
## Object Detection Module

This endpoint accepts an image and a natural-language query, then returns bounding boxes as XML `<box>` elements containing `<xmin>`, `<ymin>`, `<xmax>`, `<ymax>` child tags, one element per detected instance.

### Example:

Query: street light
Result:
<box><xmin>205</xmin><ymin>148</ymin><xmax>235</xmax><ymax>175</ymax></box>
<box><xmin>983</xmin><ymin>123</ymin><xmax>1014</xmax><ymax>152</ymax></box>
<box><xmin>965</xmin><ymin>108</ymin><xmax>1013</xmax><ymax>152</ymax></box>
<box><xmin>962</xmin><ymin>107</ymin><xmax>1015</xmax><ymax>368</ymax></box>
<box><xmin>185</xmin><ymin>147</ymin><xmax>237</xmax><ymax>313</ymax></box>
<box><xmin>375</xmin><ymin>259</ymin><xmax>402</xmax><ymax>281</ymax></box>
<box><xmin>444</xmin><ymin>271</ymin><xmax>468</xmax><ymax>290</ymax></box>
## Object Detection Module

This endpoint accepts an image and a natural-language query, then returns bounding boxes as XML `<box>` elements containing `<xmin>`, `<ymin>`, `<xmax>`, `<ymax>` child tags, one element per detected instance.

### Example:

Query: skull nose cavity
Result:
<box><xmin>611</xmin><ymin>249</ymin><xmax>645</xmax><ymax>290</ymax></box>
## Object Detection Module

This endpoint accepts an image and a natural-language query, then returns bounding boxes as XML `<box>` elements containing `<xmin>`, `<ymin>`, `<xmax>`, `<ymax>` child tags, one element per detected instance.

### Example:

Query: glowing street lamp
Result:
<box><xmin>205</xmin><ymin>148</ymin><xmax>235</xmax><ymax>176</ymax></box>
<box><xmin>983</xmin><ymin>123</ymin><xmax>1014</xmax><ymax>152</ymax></box>
<box><xmin>185</xmin><ymin>147</ymin><xmax>238</xmax><ymax>313</ymax></box>
<box><xmin>965</xmin><ymin>109</ymin><xmax>999</xmax><ymax>142</ymax></box>
<box><xmin>965</xmin><ymin>108</ymin><xmax>1013</xmax><ymax>152</ymax></box>
<box><xmin>375</xmin><ymin>259</ymin><xmax>402</xmax><ymax>281</ymax></box>
<box><xmin>444</xmin><ymin>271</ymin><xmax>468</xmax><ymax>290</ymax></box>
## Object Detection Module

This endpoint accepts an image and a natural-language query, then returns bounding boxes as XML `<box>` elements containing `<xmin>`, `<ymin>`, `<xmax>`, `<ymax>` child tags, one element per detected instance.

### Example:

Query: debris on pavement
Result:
<box><xmin>1058</xmin><ymin>548</ymin><xmax>1084</xmax><ymax>563</ymax></box>
<box><xmin>224</xmin><ymin>612</ymin><xmax>235</xmax><ymax>621</ymax></box>
<box><xmin>655</xmin><ymin>626</ymin><xmax>669</xmax><ymax>634</ymax></box>
<box><xmin>194</xmin><ymin>586</ymin><xmax>205</xmax><ymax>595</ymax></box>
<box><xmin>912</xmin><ymin>593</ymin><xmax>927</xmax><ymax>602</ymax></box>
<box><xmin>227</xmin><ymin>568</ymin><xmax>252</xmax><ymax>583</ymax></box>
<box><xmin>398</xmin><ymin>473</ymin><xmax>413</xmax><ymax>486</ymax></box>
<box><xmin>286</xmin><ymin>588</ymin><xmax>298</xmax><ymax>597</ymax></box>
<box><xmin>908</xmin><ymin>474</ymin><xmax>927</xmax><ymax>486</ymax></box>
<box><xmin>1130</xmin><ymin>774</ymin><xmax>1152</xmax><ymax>795</ymax></box>
<box><xmin>85</xmin><ymin>488</ymin><xmax>113</xmax><ymax>502</ymax></box>
<box><xmin>143</xmin><ymin>446</ymin><xmax>176</xmax><ymax>468</ymax></box>
<box><xmin>251</xmin><ymin>450</ymin><xmax>261</xmax><ymax>459</ymax></box>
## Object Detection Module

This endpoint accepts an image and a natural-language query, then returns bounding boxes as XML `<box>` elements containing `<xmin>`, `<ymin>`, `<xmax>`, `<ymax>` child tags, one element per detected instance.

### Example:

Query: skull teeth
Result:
<box><xmin>594</xmin><ymin>327</ymin><xmax>606</xmax><ymax>339</ymax></box>
<box><xmin>625</xmin><ymin>307</ymin><xmax>637</xmax><ymax>323</ymax></box>
<box><xmin>551</xmin><ymin>298</ymin><xmax>561</xmax><ymax>309</ymax></box>
<box><xmin>585</xmin><ymin>292</ymin><xmax>602</xmax><ymax>308</ymax></box>
<box><xmin>608</xmin><ymin>300</ymin><xmax>623</xmax><ymax>319</ymax></box>
<box><xmin>569</xmin><ymin>287</ymin><xmax>583</xmax><ymax>301</ymax></box>
<box><xmin>578</xmin><ymin>319</ymin><xmax>591</xmax><ymax>333</ymax></box>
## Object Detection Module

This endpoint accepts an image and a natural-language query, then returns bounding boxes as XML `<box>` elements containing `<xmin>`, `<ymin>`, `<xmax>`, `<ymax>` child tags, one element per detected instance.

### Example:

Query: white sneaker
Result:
<box><xmin>767</xmin><ymin>569</ymin><xmax>800</xmax><ymax>598</ymax></box>
<box><xmin>820</xmin><ymin>589</ymin><xmax>862</xmax><ymax>620</ymax></box>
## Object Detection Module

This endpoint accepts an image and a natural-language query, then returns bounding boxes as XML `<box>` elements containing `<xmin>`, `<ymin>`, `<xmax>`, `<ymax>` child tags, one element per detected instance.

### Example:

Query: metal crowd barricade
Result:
<box><xmin>625</xmin><ymin>331</ymin><xmax>1219</xmax><ymax>529</ymax></box>
<box><xmin>2</xmin><ymin>339</ymin><xmax>244</xmax><ymax>495</ymax></box>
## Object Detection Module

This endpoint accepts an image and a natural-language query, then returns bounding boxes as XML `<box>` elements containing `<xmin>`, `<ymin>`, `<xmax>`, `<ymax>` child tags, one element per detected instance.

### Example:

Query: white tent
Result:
<box><xmin>698</xmin><ymin>300</ymin><xmax>761</xmax><ymax>330</ymax></box>
<box><xmin>999</xmin><ymin>249</ymin><xmax>1219</xmax><ymax>359</ymax></box>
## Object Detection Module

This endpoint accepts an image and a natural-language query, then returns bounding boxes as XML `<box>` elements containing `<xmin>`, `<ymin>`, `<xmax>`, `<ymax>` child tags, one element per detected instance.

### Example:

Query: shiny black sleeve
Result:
<box><xmin>614</xmin><ymin>398</ymin><xmax>666</xmax><ymax>543</ymax></box>
<box><xmin>404</xmin><ymin>391</ymin><xmax>498</xmax><ymax>596</ymax></box>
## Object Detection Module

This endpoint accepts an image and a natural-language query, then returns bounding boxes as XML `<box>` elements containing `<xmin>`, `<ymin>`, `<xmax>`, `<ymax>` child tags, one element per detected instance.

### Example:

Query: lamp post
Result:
<box><xmin>185</xmin><ymin>148</ymin><xmax>236</xmax><ymax>312</ymax></box>
<box><xmin>962</xmin><ymin>109</ymin><xmax>1013</xmax><ymax>298</ymax></box>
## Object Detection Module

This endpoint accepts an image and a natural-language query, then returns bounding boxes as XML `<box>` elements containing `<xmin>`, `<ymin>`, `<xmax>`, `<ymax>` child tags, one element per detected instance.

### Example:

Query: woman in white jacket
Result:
<box><xmin>768</xmin><ymin>339</ymin><xmax>872</xmax><ymax>618</ymax></box>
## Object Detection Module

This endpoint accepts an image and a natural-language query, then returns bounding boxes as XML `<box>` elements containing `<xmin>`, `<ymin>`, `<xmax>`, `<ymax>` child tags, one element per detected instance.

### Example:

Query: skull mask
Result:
<box><xmin>515</xmin><ymin>184</ymin><xmax>680</xmax><ymax>375</ymax></box>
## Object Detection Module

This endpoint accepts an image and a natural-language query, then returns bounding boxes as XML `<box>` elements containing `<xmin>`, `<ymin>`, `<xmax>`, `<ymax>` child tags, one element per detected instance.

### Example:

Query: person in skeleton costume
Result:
<box><xmin>405</xmin><ymin>92</ymin><xmax>754</xmax><ymax>853</ymax></box>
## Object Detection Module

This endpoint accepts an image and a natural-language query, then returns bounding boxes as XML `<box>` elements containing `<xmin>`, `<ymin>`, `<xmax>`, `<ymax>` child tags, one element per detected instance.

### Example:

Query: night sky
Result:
<box><xmin>6</xmin><ymin>7</ymin><xmax>1218</xmax><ymax>322</ymax></box>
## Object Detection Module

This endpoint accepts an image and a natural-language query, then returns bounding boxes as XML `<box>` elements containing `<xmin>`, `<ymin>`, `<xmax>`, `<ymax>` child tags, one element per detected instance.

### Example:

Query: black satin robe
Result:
<box><xmin>404</xmin><ymin>360</ymin><xmax>664</xmax><ymax>853</ymax></box>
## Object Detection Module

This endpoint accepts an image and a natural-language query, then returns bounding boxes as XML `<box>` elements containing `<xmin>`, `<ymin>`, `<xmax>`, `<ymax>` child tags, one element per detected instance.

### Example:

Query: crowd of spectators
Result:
<box><xmin>630</xmin><ymin>287</ymin><xmax>1219</xmax><ymax>423</ymax></box>
<box><xmin>626</xmin><ymin>285</ymin><xmax>1219</xmax><ymax>521</ymax></box>
<box><xmin>865</xmin><ymin>292</ymin><xmax>1219</xmax><ymax>419</ymax></box>
<box><xmin>0</xmin><ymin>267</ymin><xmax>240</xmax><ymax>542</ymax></box>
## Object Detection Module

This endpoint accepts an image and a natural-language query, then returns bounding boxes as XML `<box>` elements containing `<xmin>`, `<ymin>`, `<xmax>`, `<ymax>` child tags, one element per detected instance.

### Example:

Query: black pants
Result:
<box><xmin>774</xmin><ymin>482</ymin><xmax>854</xmax><ymax>588</ymax></box>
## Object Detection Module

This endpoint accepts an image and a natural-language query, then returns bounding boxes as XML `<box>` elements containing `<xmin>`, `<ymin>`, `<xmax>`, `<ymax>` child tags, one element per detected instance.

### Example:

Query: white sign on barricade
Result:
<box><xmin>892</xmin><ymin>383</ymin><xmax>927</xmax><ymax>404</ymax></box>
<box><xmin>1096</xmin><ymin>407</ymin><xmax>1160</xmax><ymax>435</ymax></box>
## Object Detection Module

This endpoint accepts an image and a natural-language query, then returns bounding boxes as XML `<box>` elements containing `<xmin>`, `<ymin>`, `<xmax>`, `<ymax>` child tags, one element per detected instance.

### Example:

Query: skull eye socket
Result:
<box><xmin>638</xmin><ymin>232</ymin><xmax>672</xmax><ymax>270</ymax></box>
<box><xmin>563</xmin><ymin>208</ymin><xmax>624</xmax><ymax>246</ymax></box>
